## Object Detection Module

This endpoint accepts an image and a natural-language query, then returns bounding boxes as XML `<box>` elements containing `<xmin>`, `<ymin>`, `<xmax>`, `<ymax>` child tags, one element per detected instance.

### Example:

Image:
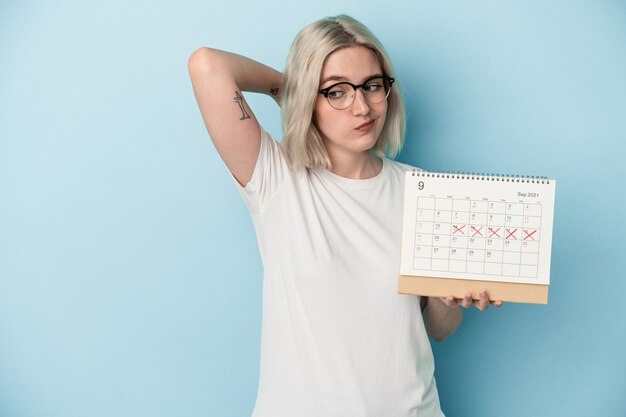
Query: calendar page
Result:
<box><xmin>400</xmin><ymin>171</ymin><xmax>556</xmax><ymax>286</ymax></box>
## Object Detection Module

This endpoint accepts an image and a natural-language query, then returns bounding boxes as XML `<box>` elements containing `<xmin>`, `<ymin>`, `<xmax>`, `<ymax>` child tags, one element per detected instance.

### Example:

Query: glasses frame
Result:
<box><xmin>317</xmin><ymin>75</ymin><xmax>395</xmax><ymax>110</ymax></box>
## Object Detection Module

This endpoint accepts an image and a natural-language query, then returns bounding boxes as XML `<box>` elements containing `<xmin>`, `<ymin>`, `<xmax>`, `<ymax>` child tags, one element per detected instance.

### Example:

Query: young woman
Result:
<box><xmin>189</xmin><ymin>14</ymin><xmax>502</xmax><ymax>417</ymax></box>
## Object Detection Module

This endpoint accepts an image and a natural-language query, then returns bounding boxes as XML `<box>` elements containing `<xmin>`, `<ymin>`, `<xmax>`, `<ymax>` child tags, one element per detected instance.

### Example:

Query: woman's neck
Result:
<box><xmin>328</xmin><ymin>152</ymin><xmax>383</xmax><ymax>179</ymax></box>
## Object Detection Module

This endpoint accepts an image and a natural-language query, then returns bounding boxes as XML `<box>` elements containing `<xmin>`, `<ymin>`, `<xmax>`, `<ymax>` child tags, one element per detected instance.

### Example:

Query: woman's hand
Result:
<box><xmin>439</xmin><ymin>291</ymin><xmax>503</xmax><ymax>311</ymax></box>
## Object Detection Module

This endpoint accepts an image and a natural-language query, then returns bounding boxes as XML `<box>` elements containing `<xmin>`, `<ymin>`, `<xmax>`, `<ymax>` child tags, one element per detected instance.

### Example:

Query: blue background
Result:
<box><xmin>1</xmin><ymin>1</ymin><xmax>625</xmax><ymax>416</ymax></box>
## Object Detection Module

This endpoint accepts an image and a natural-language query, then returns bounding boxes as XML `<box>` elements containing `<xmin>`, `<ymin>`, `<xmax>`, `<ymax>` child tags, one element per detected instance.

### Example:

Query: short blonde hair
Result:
<box><xmin>281</xmin><ymin>15</ymin><xmax>406</xmax><ymax>170</ymax></box>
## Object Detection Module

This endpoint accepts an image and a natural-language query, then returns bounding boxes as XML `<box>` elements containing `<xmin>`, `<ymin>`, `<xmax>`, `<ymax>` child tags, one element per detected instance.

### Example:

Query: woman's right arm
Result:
<box><xmin>187</xmin><ymin>48</ymin><xmax>282</xmax><ymax>186</ymax></box>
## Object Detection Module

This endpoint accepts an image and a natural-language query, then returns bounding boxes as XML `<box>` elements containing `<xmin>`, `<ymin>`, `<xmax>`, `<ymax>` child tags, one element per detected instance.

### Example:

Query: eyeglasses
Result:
<box><xmin>318</xmin><ymin>75</ymin><xmax>395</xmax><ymax>110</ymax></box>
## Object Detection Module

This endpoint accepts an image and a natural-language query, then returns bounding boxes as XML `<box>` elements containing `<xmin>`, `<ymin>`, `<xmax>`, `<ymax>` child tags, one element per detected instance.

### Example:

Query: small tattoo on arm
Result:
<box><xmin>270</xmin><ymin>88</ymin><xmax>279</xmax><ymax>97</ymax></box>
<box><xmin>234</xmin><ymin>91</ymin><xmax>250</xmax><ymax>120</ymax></box>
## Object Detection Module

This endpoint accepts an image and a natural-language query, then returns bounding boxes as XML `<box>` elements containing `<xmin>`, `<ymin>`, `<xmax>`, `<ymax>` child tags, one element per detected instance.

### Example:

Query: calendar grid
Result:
<box><xmin>412</xmin><ymin>197</ymin><xmax>542</xmax><ymax>278</ymax></box>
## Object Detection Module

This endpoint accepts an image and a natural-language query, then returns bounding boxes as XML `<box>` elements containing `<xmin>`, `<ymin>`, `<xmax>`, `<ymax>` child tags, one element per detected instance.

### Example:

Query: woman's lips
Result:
<box><xmin>355</xmin><ymin>119</ymin><xmax>375</xmax><ymax>132</ymax></box>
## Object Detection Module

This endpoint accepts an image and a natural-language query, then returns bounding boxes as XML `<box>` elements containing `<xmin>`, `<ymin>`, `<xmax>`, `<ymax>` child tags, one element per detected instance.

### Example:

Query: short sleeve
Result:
<box><xmin>232</xmin><ymin>127</ymin><xmax>289</xmax><ymax>215</ymax></box>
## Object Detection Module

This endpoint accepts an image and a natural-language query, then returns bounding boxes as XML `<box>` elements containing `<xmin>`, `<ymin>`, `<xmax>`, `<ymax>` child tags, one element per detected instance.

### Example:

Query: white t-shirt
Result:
<box><xmin>234</xmin><ymin>128</ymin><xmax>444</xmax><ymax>417</ymax></box>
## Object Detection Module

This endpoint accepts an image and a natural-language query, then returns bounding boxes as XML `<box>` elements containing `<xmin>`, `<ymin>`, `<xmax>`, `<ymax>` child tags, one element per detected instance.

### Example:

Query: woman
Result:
<box><xmin>189</xmin><ymin>14</ymin><xmax>501</xmax><ymax>417</ymax></box>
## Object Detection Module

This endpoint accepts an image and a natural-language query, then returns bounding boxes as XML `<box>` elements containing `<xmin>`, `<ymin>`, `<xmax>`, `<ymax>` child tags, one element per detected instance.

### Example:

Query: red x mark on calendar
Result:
<box><xmin>506</xmin><ymin>228</ymin><xmax>517</xmax><ymax>240</ymax></box>
<box><xmin>471</xmin><ymin>226</ymin><xmax>483</xmax><ymax>237</ymax></box>
<box><xmin>452</xmin><ymin>225</ymin><xmax>465</xmax><ymax>235</ymax></box>
<box><xmin>488</xmin><ymin>227</ymin><xmax>501</xmax><ymax>238</ymax></box>
<box><xmin>523</xmin><ymin>229</ymin><xmax>537</xmax><ymax>240</ymax></box>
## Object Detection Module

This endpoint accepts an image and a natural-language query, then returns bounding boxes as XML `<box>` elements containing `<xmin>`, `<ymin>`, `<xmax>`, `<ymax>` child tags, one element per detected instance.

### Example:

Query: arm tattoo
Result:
<box><xmin>270</xmin><ymin>88</ymin><xmax>279</xmax><ymax>97</ymax></box>
<box><xmin>234</xmin><ymin>91</ymin><xmax>250</xmax><ymax>120</ymax></box>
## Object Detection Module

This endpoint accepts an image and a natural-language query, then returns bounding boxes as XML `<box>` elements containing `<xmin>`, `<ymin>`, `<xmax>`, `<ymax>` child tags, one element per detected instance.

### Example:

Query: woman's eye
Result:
<box><xmin>327</xmin><ymin>89</ymin><xmax>345</xmax><ymax>99</ymax></box>
<box><xmin>364</xmin><ymin>83</ymin><xmax>382</xmax><ymax>92</ymax></box>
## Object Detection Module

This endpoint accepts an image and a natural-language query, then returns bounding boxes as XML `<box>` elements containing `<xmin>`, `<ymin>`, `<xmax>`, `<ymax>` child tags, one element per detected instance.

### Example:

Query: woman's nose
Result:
<box><xmin>351</xmin><ymin>88</ymin><xmax>370</xmax><ymax>115</ymax></box>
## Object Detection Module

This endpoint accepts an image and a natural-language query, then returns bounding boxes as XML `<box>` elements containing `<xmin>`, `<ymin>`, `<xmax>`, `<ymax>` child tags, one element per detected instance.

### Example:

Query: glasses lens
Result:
<box><xmin>326</xmin><ymin>83</ymin><xmax>352</xmax><ymax>110</ymax></box>
<box><xmin>363</xmin><ymin>77</ymin><xmax>390</xmax><ymax>104</ymax></box>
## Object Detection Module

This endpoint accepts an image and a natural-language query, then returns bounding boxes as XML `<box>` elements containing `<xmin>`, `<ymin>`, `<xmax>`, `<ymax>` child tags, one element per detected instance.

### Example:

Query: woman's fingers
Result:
<box><xmin>440</xmin><ymin>292</ymin><xmax>504</xmax><ymax>310</ymax></box>
<box><xmin>474</xmin><ymin>290</ymin><xmax>489</xmax><ymax>311</ymax></box>
<box><xmin>461</xmin><ymin>292</ymin><xmax>473</xmax><ymax>308</ymax></box>
<box><xmin>439</xmin><ymin>296</ymin><xmax>458</xmax><ymax>307</ymax></box>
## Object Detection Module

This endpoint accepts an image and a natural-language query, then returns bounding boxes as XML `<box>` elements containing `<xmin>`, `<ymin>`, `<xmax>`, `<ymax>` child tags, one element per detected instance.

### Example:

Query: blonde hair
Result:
<box><xmin>281</xmin><ymin>15</ymin><xmax>406</xmax><ymax>170</ymax></box>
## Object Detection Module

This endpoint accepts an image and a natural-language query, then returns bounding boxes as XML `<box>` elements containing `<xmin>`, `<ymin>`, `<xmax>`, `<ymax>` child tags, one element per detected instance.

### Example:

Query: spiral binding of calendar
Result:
<box><xmin>410</xmin><ymin>169</ymin><xmax>550</xmax><ymax>184</ymax></box>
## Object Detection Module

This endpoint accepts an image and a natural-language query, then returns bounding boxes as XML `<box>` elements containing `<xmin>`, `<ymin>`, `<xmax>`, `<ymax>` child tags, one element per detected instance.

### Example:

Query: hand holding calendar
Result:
<box><xmin>439</xmin><ymin>291</ymin><xmax>503</xmax><ymax>310</ymax></box>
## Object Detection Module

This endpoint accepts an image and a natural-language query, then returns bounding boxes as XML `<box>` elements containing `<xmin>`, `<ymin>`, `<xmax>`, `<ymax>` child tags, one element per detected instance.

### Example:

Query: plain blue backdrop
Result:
<box><xmin>1</xmin><ymin>1</ymin><xmax>625</xmax><ymax>416</ymax></box>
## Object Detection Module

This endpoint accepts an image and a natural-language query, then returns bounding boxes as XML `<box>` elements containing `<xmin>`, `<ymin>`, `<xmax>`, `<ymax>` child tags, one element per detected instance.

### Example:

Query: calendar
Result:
<box><xmin>398</xmin><ymin>171</ymin><xmax>556</xmax><ymax>304</ymax></box>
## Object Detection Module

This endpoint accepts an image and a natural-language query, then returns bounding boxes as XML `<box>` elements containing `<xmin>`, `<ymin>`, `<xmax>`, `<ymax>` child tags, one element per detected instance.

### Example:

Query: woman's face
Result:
<box><xmin>314</xmin><ymin>46</ymin><xmax>388</xmax><ymax>162</ymax></box>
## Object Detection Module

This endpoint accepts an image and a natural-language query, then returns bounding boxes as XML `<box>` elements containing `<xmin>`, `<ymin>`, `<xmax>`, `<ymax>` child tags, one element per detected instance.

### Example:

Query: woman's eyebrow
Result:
<box><xmin>320</xmin><ymin>75</ymin><xmax>348</xmax><ymax>84</ymax></box>
<box><xmin>320</xmin><ymin>73</ymin><xmax>383</xmax><ymax>86</ymax></box>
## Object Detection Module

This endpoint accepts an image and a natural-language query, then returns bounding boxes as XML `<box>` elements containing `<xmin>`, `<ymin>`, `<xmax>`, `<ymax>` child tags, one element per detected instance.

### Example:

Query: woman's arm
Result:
<box><xmin>423</xmin><ymin>292</ymin><xmax>503</xmax><ymax>342</ymax></box>
<box><xmin>188</xmin><ymin>48</ymin><xmax>282</xmax><ymax>186</ymax></box>
<box><xmin>423</xmin><ymin>297</ymin><xmax>462</xmax><ymax>342</ymax></box>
